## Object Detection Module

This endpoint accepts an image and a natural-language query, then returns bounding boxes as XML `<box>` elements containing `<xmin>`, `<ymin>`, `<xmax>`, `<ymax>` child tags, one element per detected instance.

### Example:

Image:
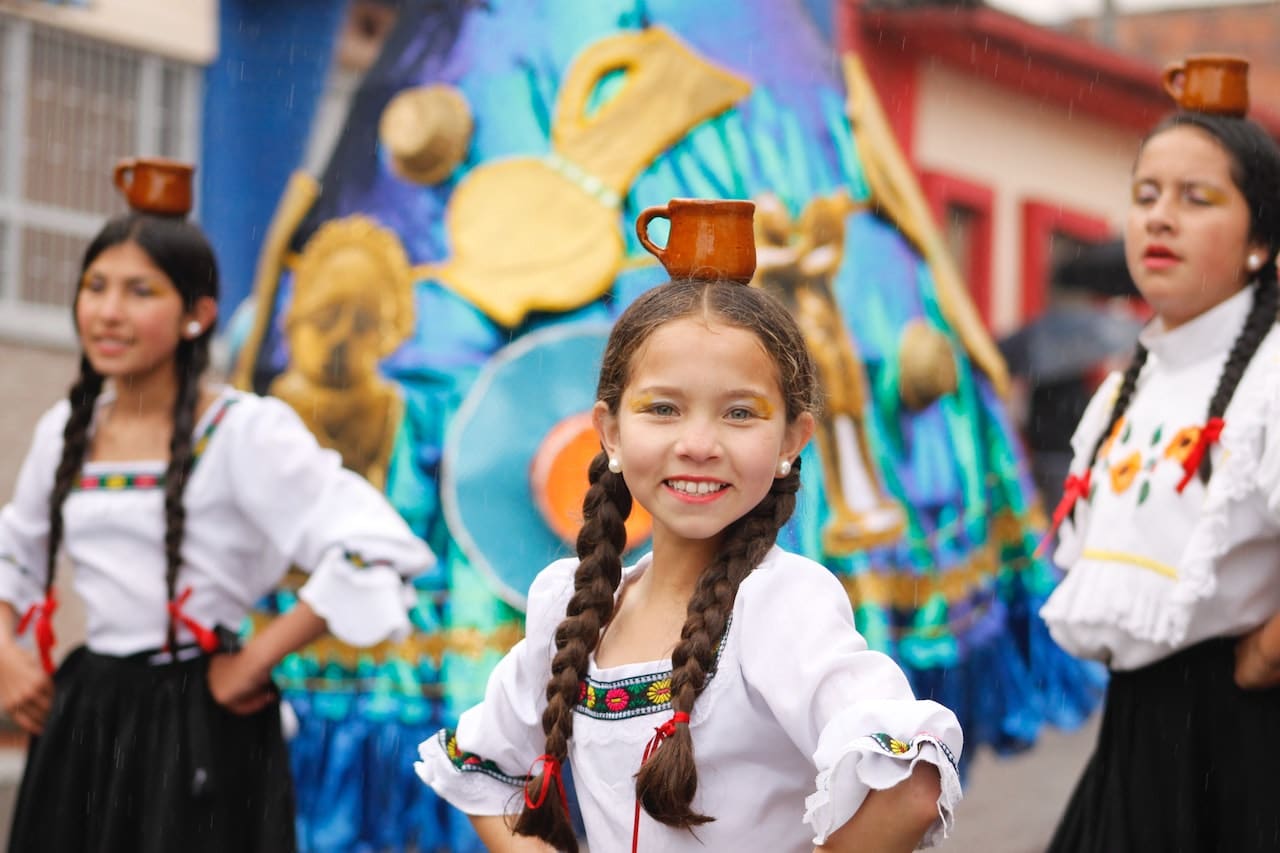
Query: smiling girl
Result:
<box><xmin>415</xmin><ymin>277</ymin><xmax>962</xmax><ymax>852</ymax></box>
<box><xmin>1039</xmin><ymin>101</ymin><xmax>1280</xmax><ymax>850</ymax></box>
<box><xmin>0</xmin><ymin>210</ymin><xmax>434</xmax><ymax>852</ymax></box>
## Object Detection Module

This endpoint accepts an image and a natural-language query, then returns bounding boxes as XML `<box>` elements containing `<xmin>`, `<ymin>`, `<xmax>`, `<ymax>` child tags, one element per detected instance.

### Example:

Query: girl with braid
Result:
<box><xmin>416</xmin><ymin>277</ymin><xmax>962</xmax><ymax>852</ymax></box>
<box><xmin>1039</xmin><ymin>82</ymin><xmax>1280</xmax><ymax>851</ymax></box>
<box><xmin>0</xmin><ymin>210</ymin><xmax>434</xmax><ymax>852</ymax></box>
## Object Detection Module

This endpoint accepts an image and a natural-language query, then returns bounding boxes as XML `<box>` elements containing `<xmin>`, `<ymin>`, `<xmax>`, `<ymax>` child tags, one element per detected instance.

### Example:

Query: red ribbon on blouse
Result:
<box><xmin>166</xmin><ymin>587</ymin><xmax>220</xmax><ymax>653</ymax></box>
<box><xmin>1175</xmin><ymin>417</ymin><xmax>1225</xmax><ymax>493</ymax></box>
<box><xmin>1034</xmin><ymin>469</ymin><xmax>1092</xmax><ymax>558</ymax></box>
<box><xmin>524</xmin><ymin>754</ymin><xmax>568</xmax><ymax>812</ymax></box>
<box><xmin>17</xmin><ymin>587</ymin><xmax>58</xmax><ymax>675</ymax></box>
<box><xmin>632</xmin><ymin>710</ymin><xmax>691</xmax><ymax>853</ymax></box>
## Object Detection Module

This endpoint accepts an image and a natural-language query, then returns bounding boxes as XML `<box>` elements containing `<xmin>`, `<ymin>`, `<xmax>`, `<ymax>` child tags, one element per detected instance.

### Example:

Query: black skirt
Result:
<box><xmin>1048</xmin><ymin>637</ymin><xmax>1280</xmax><ymax>853</ymax></box>
<box><xmin>7</xmin><ymin>646</ymin><xmax>295</xmax><ymax>853</ymax></box>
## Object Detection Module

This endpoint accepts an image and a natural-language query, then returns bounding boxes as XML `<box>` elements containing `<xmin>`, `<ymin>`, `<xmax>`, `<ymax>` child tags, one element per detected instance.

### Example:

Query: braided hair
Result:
<box><xmin>1081</xmin><ymin>112</ymin><xmax>1280</xmax><ymax>485</ymax></box>
<box><xmin>46</xmin><ymin>213</ymin><xmax>219</xmax><ymax>650</ymax></box>
<box><xmin>511</xmin><ymin>279</ymin><xmax>821</xmax><ymax>850</ymax></box>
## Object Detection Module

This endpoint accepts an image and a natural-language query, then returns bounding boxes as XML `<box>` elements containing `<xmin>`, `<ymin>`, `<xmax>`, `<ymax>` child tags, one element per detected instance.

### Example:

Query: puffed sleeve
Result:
<box><xmin>414</xmin><ymin>559</ymin><xmax>576</xmax><ymax>815</ymax></box>
<box><xmin>0</xmin><ymin>402</ymin><xmax>69</xmax><ymax>613</ymax></box>
<box><xmin>738</xmin><ymin>551</ymin><xmax>962</xmax><ymax>848</ymax></box>
<box><xmin>224</xmin><ymin>394</ymin><xmax>435</xmax><ymax>646</ymax></box>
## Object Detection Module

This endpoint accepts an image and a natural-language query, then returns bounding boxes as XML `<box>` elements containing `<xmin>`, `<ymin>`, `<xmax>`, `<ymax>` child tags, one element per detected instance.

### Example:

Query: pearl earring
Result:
<box><xmin>777</xmin><ymin>459</ymin><xmax>791</xmax><ymax>477</ymax></box>
<box><xmin>1248</xmin><ymin>252</ymin><xmax>1266</xmax><ymax>272</ymax></box>
<box><xmin>185</xmin><ymin>320</ymin><xmax>203</xmax><ymax>337</ymax></box>
<box><xmin>608</xmin><ymin>457</ymin><xmax>622</xmax><ymax>474</ymax></box>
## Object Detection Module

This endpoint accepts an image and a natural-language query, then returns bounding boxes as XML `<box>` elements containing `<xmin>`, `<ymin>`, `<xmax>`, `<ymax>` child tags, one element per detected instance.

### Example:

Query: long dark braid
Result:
<box><xmin>635</xmin><ymin>457</ymin><xmax>802</xmax><ymax>827</ymax></box>
<box><xmin>511</xmin><ymin>452</ymin><xmax>631</xmax><ymax>852</ymax></box>
<box><xmin>161</xmin><ymin>336</ymin><xmax>209</xmax><ymax>650</ymax></box>
<box><xmin>44</xmin><ymin>357</ymin><xmax>105</xmax><ymax>596</ymax></box>
<box><xmin>514</xmin><ymin>278</ymin><xmax>820</xmax><ymax>847</ymax></box>
<box><xmin>1082</xmin><ymin>344</ymin><xmax>1148</xmax><ymax>475</ymax></box>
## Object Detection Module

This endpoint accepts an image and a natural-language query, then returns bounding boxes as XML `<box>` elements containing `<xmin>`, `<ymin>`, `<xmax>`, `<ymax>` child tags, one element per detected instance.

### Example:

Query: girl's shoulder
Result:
<box><xmin>738</xmin><ymin>546</ymin><xmax>849</xmax><ymax>609</ymax></box>
<box><xmin>195</xmin><ymin>387</ymin><xmax>317</xmax><ymax>451</ymax></box>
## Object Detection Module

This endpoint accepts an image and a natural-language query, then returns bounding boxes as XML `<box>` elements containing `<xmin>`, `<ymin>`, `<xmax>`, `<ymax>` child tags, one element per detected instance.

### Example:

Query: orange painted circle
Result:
<box><xmin>530</xmin><ymin>412</ymin><xmax>652</xmax><ymax>551</ymax></box>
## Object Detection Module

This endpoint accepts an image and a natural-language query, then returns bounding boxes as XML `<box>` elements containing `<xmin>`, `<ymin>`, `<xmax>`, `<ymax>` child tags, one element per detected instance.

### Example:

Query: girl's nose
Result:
<box><xmin>675</xmin><ymin>419</ymin><xmax>721</xmax><ymax>460</ymax></box>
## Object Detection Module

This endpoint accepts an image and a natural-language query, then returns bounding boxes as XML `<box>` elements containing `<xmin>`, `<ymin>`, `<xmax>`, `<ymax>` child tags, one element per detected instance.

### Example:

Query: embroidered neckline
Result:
<box><xmin>576</xmin><ymin>616</ymin><xmax>732</xmax><ymax>721</ymax></box>
<box><xmin>439</xmin><ymin>728</ymin><xmax>528</xmax><ymax>786</ymax></box>
<box><xmin>74</xmin><ymin>396</ymin><xmax>239</xmax><ymax>491</ymax></box>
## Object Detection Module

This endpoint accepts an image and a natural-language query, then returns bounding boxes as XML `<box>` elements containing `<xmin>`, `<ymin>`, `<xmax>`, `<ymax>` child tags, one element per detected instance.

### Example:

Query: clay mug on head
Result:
<box><xmin>636</xmin><ymin>199</ymin><xmax>756</xmax><ymax>284</ymax></box>
<box><xmin>1162</xmin><ymin>55</ymin><xmax>1249</xmax><ymax>117</ymax></box>
<box><xmin>113</xmin><ymin>157</ymin><xmax>195</xmax><ymax>216</ymax></box>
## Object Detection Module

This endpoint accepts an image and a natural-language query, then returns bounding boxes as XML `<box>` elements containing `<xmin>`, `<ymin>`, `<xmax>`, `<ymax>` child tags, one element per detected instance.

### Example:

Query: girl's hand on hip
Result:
<box><xmin>0</xmin><ymin>641</ymin><xmax>53</xmax><ymax>735</ymax></box>
<box><xmin>1234</xmin><ymin>627</ymin><xmax>1280</xmax><ymax>690</ymax></box>
<box><xmin>207</xmin><ymin>651</ymin><xmax>276</xmax><ymax>715</ymax></box>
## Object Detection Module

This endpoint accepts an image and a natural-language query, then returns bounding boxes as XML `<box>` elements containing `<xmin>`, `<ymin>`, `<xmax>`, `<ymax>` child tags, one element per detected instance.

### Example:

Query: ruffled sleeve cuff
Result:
<box><xmin>414</xmin><ymin>728</ymin><xmax>528</xmax><ymax>816</ymax></box>
<box><xmin>296</xmin><ymin>548</ymin><xmax>417</xmax><ymax>646</ymax></box>
<box><xmin>803</xmin><ymin>699</ymin><xmax>963</xmax><ymax>848</ymax></box>
<box><xmin>0</xmin><ymin>553</ymin><xmax>41</xmax><ymax>614</ymax></box>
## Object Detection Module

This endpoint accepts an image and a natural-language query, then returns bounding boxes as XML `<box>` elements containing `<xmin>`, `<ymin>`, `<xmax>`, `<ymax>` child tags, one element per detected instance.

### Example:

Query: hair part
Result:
<box><xmin>45</xmin><ymin>213</ymin><xmax>219</xmax><ymax>649</ymax></box>
<box><xmin>514</xmin><ymin>279</ymin><xmax>819</xmax><ymax>847</ymax></box>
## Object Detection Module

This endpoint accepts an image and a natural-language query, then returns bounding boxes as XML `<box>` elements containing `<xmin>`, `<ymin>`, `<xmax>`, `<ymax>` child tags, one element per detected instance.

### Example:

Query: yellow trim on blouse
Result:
<box><xmin>1082</xmin><ymin>548</ymin><xmax>1179</xmax><ymax>580</ymax></box>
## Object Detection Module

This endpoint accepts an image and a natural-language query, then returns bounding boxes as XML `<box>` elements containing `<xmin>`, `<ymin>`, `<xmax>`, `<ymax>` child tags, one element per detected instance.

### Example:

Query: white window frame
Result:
<box><xmin>0</xmin><ymin>13</ymin><xmax>202</xmax><ymax>348</ymax></box>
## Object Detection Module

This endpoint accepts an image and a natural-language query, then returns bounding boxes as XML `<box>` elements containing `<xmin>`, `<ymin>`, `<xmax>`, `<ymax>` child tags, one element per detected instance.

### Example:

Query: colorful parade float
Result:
<box><xmin>229</xmin><ymin>1</ymin><xmax>1104</xmax><ymax>849</ymax></box>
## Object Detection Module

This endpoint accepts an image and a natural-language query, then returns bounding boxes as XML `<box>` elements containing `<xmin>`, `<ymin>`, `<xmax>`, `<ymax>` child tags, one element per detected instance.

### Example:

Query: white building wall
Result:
<box><xmin>913</xmin><ymin>62</ymin><xmax>1143</xmax><ymax>334</ymax></box>
<box><xmin>3</xmin><ymin>0</ymin><xmax>217</xmax><ymax>64</ymax></box>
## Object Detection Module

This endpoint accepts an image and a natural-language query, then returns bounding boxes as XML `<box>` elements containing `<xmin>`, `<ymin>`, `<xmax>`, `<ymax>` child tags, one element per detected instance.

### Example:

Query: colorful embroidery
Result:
<box><xmin>576</xmin><ymin>618</ymin><xmax>730</xmax><ymax>720</ymax></box>
<box><xmin>1164</xmin><ymin>425</ymin><xmax>1202</xmax><ymax>465</ymax></box>
<box><xmin>1109</xmin><ymin>452</ymin><xmax>1141</xmax><ymax>493</ymax></box>
<box><xmin>868</xmin><ymin>731</ymin><xmax>959</xmax><ymax>771</ymax></box>
<box><xmin>439</xmin><ymin>729</ymin><xmax>527</xmax><ymax>786</ymax></box>
<box><xmin>1099</xmin><ymin>416</ymin><xmax>1125</xmax><ymax>462</ymax></box>
<box><xmin>73</xmin><ymin>397</ymin><xmax>239</xmax><ymax>491</ymax></box>
<box><xmin>343</xmin><ymin>550</ymin><xmax>397</xmax><ymax>571</ymax></box>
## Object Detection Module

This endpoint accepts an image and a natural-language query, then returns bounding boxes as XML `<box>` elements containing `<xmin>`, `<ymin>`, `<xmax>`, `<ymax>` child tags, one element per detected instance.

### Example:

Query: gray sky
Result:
<box><xmin>986</xmin><ymin>0</ymin><xmax>1272</xmax><ymax>25</ymax></box>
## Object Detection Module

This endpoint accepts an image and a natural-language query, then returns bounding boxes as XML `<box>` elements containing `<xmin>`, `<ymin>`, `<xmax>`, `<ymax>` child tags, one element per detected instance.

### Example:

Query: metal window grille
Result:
<box><xmin>0</xmin><ymin>12</ymin><xmax>201</xmax><ymax>345</ymax></box>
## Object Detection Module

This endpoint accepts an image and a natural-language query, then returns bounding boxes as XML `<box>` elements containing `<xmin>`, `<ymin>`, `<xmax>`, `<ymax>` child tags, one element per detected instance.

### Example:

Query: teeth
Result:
<box><xmin>667</xmin><ymin>479</ymin><xmax>726</xmax><ymax>495</ymax></box>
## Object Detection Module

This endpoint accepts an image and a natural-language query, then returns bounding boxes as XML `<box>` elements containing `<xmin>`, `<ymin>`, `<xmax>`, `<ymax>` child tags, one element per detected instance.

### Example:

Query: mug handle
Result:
<box><xmin>1161</xmin><ymin>62</ymin><xmax>1186</xmax><ymax>104</ymax></box>
<box><xmin>113</xmin><ymin>159</ymin><xmax>136</xmax><ymax>194</ymax></box>
<box><xmin>635</xmin><ymin>205</ymin><xmax>669</xmax><ymax>262</ymax></box>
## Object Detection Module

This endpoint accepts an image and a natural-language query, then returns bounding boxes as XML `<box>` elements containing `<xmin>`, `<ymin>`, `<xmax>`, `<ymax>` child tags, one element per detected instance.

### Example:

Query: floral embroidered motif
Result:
<box><xmin>868</xmin><ymin>732</ymin><xmax>959</xmax><ymax>772</ymax></box>
<box><xmin>73</xmin><ymin>398</ymin><xmax>239</xmax><ymax>491</ymax></box>
<box><xmin>576</xmin><ymin>618</ymin><xmax>730</xmax><ymax>720</ymax></box>
<box><xmin>439</xmin><ymin>728</ymin><xmax>527</xmax><ymax>786</ymax></box>
<box><xmin>343</xmin><ymin>550</ymin><xmax>397</xmax><ymax>571</ymax></box>
<box><xmin>1109</xmin><ymin>452</ymin><xmax>1142</xmax><ymax>494</ymax></box>
<box><xmin>1164</xmin><ymin>425</ymin><xmax>1203</xmax><ymax>465</ymax></box>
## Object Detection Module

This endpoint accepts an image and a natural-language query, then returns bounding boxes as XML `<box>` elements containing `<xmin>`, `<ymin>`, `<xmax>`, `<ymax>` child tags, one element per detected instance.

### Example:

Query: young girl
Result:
<box><xmin>1040</xmin><ymin>105</ymin><xmax>1280</xmax><ymax>850</ymax></box>
<box><xmin>415</xmin><ymin>277</ymin><xmax>962</xmax><ymax>851</ymax></box>
<box><xmin>0</xmin><ymin>210</ymin><xmax>434</xmax><ymax>852</ymax></box>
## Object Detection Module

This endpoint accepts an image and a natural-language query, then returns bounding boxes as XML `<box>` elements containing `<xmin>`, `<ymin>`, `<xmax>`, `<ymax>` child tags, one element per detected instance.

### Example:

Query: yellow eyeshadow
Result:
<box><xmin>1194</xmin><ymin>186</ymin><xmax>1229</xmax><ymax>205</ymax></box>
<box><xmin>749</xmin><ymin>396</ymin><xmax>775</xmax><ymax>418</ymax></box>
<box><xmin>628</xmin><ymin>393</ymin><xmax>655</xmax><ymax>413</ymax></box>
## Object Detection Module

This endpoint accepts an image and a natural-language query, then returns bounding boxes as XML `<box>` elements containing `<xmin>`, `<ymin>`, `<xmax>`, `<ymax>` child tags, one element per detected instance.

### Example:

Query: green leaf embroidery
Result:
<box><xmin>1151</xmin><ymin>425</ymin><xmax>1163</xmax><ymax>446</ymax></box>
<box><xmin>1121</xmin><ymin>422</ymin><xmax>1132</xmax><ymax>443</ymax></box>
<box><xmin>1138</xmin><ymin>480</ymin><xmax>1151</xmax><ymax>505</ymax></box>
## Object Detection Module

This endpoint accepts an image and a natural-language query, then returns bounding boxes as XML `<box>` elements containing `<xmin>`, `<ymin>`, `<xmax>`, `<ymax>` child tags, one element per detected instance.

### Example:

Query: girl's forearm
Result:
<box><xmin>237</xmin><ymin>601</ymin><xmax>328</xmax><ymax>683</ymax></box>
<box><xmin>0</xmin><ymin>601</ymin><xmax>18</xmax><ymax>646</ymax></box>
<box><xmin>1254</xmin><ymin>610</ymin><xmax>1280</xmax><ymax>666</ymax></box>
<box><xmin>816</xmin><ymin>763</ymin><xmax>942</xmax><ymax>853</ymax></box>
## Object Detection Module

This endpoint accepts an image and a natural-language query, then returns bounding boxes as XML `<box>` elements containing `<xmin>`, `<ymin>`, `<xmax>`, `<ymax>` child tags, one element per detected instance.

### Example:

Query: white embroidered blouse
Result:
<box><xmin>415</xmin><ymin>547</ymin><xmax>962</xmax><ymax>851</ymax></box>
<box><xmin>0</xmin><ymin>386</ymin><xmax>434</xmax><ymax>655</ymax></box>
<box><xmin>1041</xmin><ymin>286</ymin><xmax>1280</xmax><ymax>670</ymax></box>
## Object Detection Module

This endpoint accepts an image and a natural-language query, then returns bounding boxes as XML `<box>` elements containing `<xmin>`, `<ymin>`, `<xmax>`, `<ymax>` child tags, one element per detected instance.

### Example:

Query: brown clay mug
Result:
<box><xmin>113</xmin><ymin>157</ymin><xmax>195</xmax><ymax>216</ymax></box>
<box><xmin>636</xmin><ymin>199</ymin><xmax>756</xmax><ymax>283</ymax></box>
<box><xmin>1162</xmin><ymin>55</ymin><xmax>1249</xmax><ymax>117</ymax></box>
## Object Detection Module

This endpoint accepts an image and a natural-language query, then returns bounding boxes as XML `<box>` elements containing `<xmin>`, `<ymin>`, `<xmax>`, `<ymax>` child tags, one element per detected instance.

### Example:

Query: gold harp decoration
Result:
<box><xmin>422</xmin><ymin>27</ymin><xmax>752</xmax><ymax>326</ymax></box>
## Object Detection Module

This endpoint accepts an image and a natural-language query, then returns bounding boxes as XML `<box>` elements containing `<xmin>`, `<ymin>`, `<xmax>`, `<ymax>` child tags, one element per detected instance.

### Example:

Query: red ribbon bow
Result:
<box><xmin>1175</xmin><ymin>417</ymin><xmax>1225</xmax><ymax>493</ymax></box>
<box><xmin>524</xmin><ymin>754</ymin><xmax>568</xmax><ymax>811</ymax></box>
<box><xmin>633</xmin><ymin>711</ymin><xmax>691</xmax><ymax>853</ymax></box>
<box><xmin>17</xmin><ymin>588</ymin><xmax>58</xmax><ymax>675</ymax></box>
<box><xmin>1034</xmin><ymin>469</ymin><xmax>1092</xmax><ymax>558</ymax></box>
<box><xmin>165</xmin><ymin>587</ymin><xmax>220</xmax><ymax>653</ymax></box>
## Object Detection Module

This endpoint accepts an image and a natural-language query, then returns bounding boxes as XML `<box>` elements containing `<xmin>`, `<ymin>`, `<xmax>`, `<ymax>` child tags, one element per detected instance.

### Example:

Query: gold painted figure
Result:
<box><xmin>753</xmin><ymin>192</ymin><xmax>906</xmax><ymax>555</ymax></box>
<box><xmin>268</xmin><ymin>216</ymin><xmax>415</xmax><ymax>490</ymax></box>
